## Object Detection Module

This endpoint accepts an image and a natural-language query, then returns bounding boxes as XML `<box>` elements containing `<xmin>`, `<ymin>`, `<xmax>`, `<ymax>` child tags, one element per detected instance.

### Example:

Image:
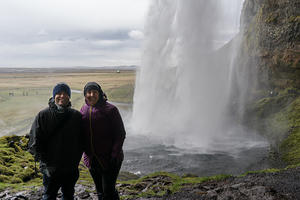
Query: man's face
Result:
<box><xmin>85</xmin><ymin>89</ymin><xmax>99</xmax><ymax>106</ymax></box>
<box><xmin>54</xmin><ymin>91</ymin><xmax>70</xmax><ymax>106</ymax></box>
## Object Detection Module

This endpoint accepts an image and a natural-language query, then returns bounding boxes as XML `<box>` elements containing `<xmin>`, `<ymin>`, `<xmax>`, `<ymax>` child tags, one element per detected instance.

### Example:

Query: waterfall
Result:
<box><xmin>131</xmin><ymin>0</ymin><xmax>264</xmax><ymax>152</ymax></box>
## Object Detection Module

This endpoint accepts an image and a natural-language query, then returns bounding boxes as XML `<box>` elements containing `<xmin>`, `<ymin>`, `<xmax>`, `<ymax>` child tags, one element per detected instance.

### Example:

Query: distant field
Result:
<box><xmin>0</xmin><ymin>70</ymin><xmax>135</xmax><ymax>136</ymax></box>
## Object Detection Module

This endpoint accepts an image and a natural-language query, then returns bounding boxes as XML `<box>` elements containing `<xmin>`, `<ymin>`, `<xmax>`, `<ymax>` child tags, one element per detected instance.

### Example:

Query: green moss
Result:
<box><xmin>288</xmin><ymin>16</ymin><xmax>300</xmax><ymax>23</ymax></box>
<box><xmin>117</xmin><ymin>171</ymin><xmax>231</xmax><ymax>198</ymax></box>
<box><xmin>251</xmin><ymin>94</ymin><xmax>300</xmax><ymax>164</ymax></box>
<box><xmin>280</xmin><ymin>127</ymin><xmax>300</xmax><ymax>164</ymax></box>
<box><xmin>278</xmin><ymin>96</ymin><xmax>300</xmax><ymax>164</ymax></box>
<box><xmin>2</xmin><ymin>134</ymin><xmax>300</xmax><ymax>198</ymax></box>
<box><xmin>265</xmin><ymin>12</ymin><xmax>279</xmax><ymax>24</ymax></box>
<box><xmin>170</xmin><ymin>174</ymin><xmax>231</xmax><ymax>193</ymax></box>
<box><xmin>77</xmin><ymin>163</ymin><xmax>94</xmax><ymax>186</ymax></box>
<box><xmin>118</xmin><ymin>171</ymin><xmax>140</xmax><ymax>181</ymax></box>
<box><xmin>0</xmin><ymin>135</ymin><xmax>42</xmax><ymax>186</ymax></box>
<box><xmin>241</xmin><ymin>168</ymin><xmax>281</xmax><ymax>176</ymax></box>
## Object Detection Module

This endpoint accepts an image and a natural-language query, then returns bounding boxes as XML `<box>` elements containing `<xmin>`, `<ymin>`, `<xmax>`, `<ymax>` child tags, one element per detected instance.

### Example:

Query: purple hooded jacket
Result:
<box><xmin>80</xmin><ymin>101</ymin><xmax>126</xmax><ymax>170</ymax></box>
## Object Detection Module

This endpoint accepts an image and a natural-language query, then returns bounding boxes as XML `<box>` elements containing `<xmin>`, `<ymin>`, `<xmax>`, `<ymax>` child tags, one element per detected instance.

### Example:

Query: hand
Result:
<box><xmin>44</xmin><ymin>167</ymin><xmax>56</xmax><ymax>177</ymax></box>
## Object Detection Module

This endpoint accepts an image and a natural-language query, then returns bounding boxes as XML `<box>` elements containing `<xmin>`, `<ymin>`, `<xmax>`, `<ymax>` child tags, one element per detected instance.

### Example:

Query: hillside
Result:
<box><xmin>230</xmin><ymin>0</ymin><xmax>300</xmax><ymax>165</ymax></box>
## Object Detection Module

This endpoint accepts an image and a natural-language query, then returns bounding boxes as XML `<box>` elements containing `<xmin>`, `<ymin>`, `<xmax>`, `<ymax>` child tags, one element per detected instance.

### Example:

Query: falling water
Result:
<box><xmin>131</xmin><ymin>0</ymin><xmax>267</xmax><ymax>154</ymax></box>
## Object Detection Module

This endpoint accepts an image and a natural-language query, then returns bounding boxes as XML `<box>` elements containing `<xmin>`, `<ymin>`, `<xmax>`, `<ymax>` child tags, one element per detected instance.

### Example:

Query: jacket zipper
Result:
<box><xmin>89</xmin><ymin>106</ymin><xmax>105</xmax><ymax>169</ymax></box>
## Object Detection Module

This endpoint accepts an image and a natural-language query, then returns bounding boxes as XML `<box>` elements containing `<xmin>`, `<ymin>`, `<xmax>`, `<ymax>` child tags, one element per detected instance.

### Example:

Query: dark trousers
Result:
<box><xmin>89</xmin><ymin>158</ymin><xmax>122</xmax><ymax>200</ymax></box>
<box><xmin>42</xmin><ymin>169</ymin><xmax>79</xmax><ymax>200</ymax></box>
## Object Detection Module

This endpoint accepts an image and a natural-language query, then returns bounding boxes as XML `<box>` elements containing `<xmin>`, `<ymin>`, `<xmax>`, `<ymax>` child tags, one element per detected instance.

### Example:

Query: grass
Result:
<box><xmin>2</xmin><ymin>135</ymin><xmax>300</xmax><ymax>199</ymax></box>
<box><xmin>0</xmin><ymin>70</ymin><xmax>136</xmax><ymax>193</ymax></box>
<box><xmin>0</xmin><ymin>135</ymin><xmax>139</xmax><ymax>192</ymax></box>
<box><xmin>279</xmin><ymin>96</ymin><xmax>300</xmax><ymax>164</ymax></box>
<box><xmin>0</xmin><ymin>136</ymin><xmax>41</xmax><ymax>191</ymax></box>
<box><xmin>0</xmin><ymin>70</ymin><xmax>135</xmax><ymax>136</ymax></box>
<box><xmin>245</xmin><ymin>87</ymin><xmax>300</xmax><ymax>165</ymax></box>
<box><xmin>0</xmin><ymin>135</ymin><xmax>231</xmax><ymax>198</ymax></box>
<box><xmin>118</xmin><ymin>171</ymin><xmax>231</xmax><ymax>198</ymax></box>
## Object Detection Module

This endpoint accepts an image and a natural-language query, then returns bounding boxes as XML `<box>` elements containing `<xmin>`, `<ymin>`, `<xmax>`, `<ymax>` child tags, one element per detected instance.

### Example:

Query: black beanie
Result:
<box><xmin>84</xmin><ymin>82</ymin><xmax>103</xmax><ymax>96</ymax></box>
<box><xmin>53</xmin><ymin>82</ymin><xmax>71</xmax><ymax>98</ymax></box>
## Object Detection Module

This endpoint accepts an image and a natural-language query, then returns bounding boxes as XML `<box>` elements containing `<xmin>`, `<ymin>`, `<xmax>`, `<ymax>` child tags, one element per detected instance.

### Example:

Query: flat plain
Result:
<box><xmin>0</xmin><ymin>69</ymin><xmax>135</xmax><ymax>136</ymax></box>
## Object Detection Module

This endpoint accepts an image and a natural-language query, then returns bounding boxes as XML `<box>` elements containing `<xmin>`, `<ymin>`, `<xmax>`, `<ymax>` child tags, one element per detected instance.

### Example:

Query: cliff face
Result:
<box><xmin>235</xmin><ymin>0</ymin><xmax>300</xmax><ymax>164</ymax></box>
<box><xmin>241</xmin><ymin>0</ymin><xmax>299</xmax><ymax>90</ymax></box>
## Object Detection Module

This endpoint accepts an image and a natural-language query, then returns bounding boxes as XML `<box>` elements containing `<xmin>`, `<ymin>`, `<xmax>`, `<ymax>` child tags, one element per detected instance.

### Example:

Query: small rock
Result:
<box><xmin>230</xmin><ymin>183</ymin><xmax>246</xmax><ymax>189</ymax></box>
<box><xmin>77</xmin><ymin>191</ymin><xmax>90</xmax><ymax>199</ymax></box>
<box><xmin>206</xmin><ymin>190</ymin><xmax>218</xmax><ymax>200</ymax></box>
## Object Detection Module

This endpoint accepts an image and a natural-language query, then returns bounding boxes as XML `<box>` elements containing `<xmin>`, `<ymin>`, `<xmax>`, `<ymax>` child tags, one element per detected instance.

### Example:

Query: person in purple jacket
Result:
<box><xmin>80</xmin><ymin>82</ymin><xmax>126</xmax><ymax>200</ymax></box>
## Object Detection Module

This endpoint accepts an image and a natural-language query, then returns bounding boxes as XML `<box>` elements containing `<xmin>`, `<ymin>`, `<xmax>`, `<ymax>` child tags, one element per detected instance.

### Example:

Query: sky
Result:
<box><xmin>0</xmin><ymin>0</ymin><xmax>150</xmax><ymax>68</ymax></box>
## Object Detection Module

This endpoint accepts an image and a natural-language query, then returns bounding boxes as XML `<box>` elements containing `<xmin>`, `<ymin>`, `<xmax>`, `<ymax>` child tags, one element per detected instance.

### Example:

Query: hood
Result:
<box><xmin>84</xmin><ymin>93</ymin><xmax>108</xmax><ymax>107</ymax></box>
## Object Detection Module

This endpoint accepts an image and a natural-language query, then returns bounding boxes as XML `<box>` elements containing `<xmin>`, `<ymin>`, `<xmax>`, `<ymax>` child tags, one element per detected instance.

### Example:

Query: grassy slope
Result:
<box><xmin>245</xmin><ymin>88</ymin><xmax>300</xmax><ymax>165</ymax></box>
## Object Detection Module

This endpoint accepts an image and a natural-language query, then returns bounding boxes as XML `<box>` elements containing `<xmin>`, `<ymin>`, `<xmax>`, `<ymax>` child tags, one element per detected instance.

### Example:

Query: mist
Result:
<box><xmin>131</xmin><ymin>0</ymin><xmax>267</xmax><ymax>153</ymax></box>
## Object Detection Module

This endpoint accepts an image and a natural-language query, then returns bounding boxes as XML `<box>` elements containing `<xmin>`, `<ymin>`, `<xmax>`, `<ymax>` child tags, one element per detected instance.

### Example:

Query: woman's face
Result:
<box><xmin>85</xmin><ymin>89</ymin><xmax>99</xmax><ymax>106</ymax></box>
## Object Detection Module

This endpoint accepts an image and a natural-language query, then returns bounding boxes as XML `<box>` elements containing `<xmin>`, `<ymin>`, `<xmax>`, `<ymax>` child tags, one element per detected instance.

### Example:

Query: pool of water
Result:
<box><xmin>121</xmin><ymin>134</ymin><xmax>271</xmax><ymax>176</ymax></box>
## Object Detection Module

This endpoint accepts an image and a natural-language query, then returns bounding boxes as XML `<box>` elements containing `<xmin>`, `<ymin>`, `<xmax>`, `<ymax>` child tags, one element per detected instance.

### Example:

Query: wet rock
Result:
<box><xmin>205</xmin><ymin>190</ymin><xmax>218</xmax><ymax>200</ymax></box>
<box><xmin>3</xmin><ymin>167</ymin><xmax>300</xmax><ymax>200</ymax></box>
<box><xmin>133</xmin><ymin>182</ymin><xmax>149</xmax><ymax>190</ymax></box>
<box><xmin>230</xmin><ymin>183</ymin><xmax>246</xmax><ymax>189</ymax></box>
<box><xmin>77</xmin><ymin>191</ymin><xmax>90</xmax><ymax>199</ymax></box>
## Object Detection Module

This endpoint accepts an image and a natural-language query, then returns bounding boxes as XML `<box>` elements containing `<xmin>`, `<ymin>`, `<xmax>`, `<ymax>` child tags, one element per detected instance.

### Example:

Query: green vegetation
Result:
<box><xmin>2</xmin><ymin>135</ymin><xmax>300</xmax><ymax>198</ymax></box>
<box><xmin>0</xmin><ymin>136</ymin><xmax>41</xmax><ymax>191</ymax></box>
<box><xmin>241</xmin><ymin>168</ymin><xmax>281</xmax><ymax>177</ymax></box>
<box><xmin>245</xmin><ymin>87</ymin><xmax>300</xmax><ymax>165</ymax></box>
<box><xmin>106</xmin><ymin>84</ymin><xmax>135</xmax><ymax>104</ymax></box>
<box><xmin>0</xmin><ymin>71</ymin><xmax>135</xmax><ymax>136</ymax></box>
<box><xmin>118</xmin><ymin>172</ymin><xmax>231</xmax><ymax>199</ymax></box>
<box><xmin>279</xmin><ymin>96</ymin><xmax>300</xmax><ymax>164</ymax></box>
<box><xmin>0</xmin><ymin>135</ymin><xmax>230</xmax><ymax>197</ymax></box>
<box><xmin>0</xmin><ymin>136</ymin><xmax>139</xmax><ymax>192</ymax></box>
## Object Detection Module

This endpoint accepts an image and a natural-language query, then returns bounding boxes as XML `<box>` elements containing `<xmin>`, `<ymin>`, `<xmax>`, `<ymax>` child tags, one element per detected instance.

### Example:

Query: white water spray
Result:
<box><xmin>132</xmin><ymin>0</ymin><xmax>266</xmax><ymax>153</ymax></box>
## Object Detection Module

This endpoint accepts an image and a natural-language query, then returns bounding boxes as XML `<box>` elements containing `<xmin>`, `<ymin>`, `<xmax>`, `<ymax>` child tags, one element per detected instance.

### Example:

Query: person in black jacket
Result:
<box><xmin>28</xmin><ymin>82</ymin><xmax>84</xmax><ymax>200</ymax></box>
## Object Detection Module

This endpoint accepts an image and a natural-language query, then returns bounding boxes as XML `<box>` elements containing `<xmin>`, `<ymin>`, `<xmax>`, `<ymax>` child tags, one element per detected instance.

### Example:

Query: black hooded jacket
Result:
<box><xmin>28</xmin><ymin>98</ymin><xmax>84</xmax><ymax>171</ymax></box>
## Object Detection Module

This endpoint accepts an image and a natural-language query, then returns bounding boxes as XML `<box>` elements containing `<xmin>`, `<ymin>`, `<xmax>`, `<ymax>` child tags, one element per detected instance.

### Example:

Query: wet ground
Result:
<box><xmin>117</xmin><ymin>103</ymin><xmax>275</xmax><ymax>177</ymax></box>
<box><xmin>122</xmin><ymin>134</ymin><xmax>273</xmax><ymax>177</ymax></box>
<box><xmin>3</xmin><ymin>167</ymin><xmax>300</xmax><ymax>200</ymax></box>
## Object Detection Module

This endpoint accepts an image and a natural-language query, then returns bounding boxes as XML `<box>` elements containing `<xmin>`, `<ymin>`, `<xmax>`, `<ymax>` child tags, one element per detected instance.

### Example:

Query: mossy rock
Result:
<box><xmin>0</xmin><ymin>135</ymin><xmax>41</xmax><ymax>184</ymax></box>
<box><xmin>279</xmin><ymin>97</ymin><xmax>300</xmax><ymax>164</ymax></box>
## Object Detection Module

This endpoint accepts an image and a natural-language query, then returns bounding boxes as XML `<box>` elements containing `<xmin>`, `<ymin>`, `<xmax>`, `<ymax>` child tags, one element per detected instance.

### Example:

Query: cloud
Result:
<box><xmin>37</xmin><ymin>29</ymin><xmax>48</xmax><ymax>36</ymax></box>
<box><xmin>128</xmin><ymin>30</ymin><xmax>144</xmax><ymax>40</ymax></box>
<box><xmin>0</xmin><ymin>0</ymin><xmax>150</xmax><ymax>67</ymax></box>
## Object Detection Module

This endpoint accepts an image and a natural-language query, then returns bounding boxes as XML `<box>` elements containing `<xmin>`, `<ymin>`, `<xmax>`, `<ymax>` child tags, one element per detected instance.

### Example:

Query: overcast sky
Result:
<box><xmin>0</xmin><ymin>0</ymin><xmax>150</xmax><ymax>68</ymax></box>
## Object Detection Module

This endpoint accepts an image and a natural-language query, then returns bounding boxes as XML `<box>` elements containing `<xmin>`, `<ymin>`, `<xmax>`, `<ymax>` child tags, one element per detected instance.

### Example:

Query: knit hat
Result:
<box><xmin>53</xmin><ymin>82</ymin><xmax>71</xmax><ymax>98</ymax></box>
<box><xmin>83</xmin><ymin>82</ymin><xmax>103</xmax><ymax>96</ymax></box>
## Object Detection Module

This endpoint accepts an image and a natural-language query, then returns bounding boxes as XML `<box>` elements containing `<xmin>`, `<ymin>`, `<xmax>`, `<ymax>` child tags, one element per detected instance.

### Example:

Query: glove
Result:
<box><xmin>44</xmin><ymin>167</ymin><xmax>56</xmax><ymax>177</ymax></box>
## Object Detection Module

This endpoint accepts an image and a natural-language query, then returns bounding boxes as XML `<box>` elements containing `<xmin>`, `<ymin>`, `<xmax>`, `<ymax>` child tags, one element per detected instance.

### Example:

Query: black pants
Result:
<box><xmin>42</xmin><ymin>168</ymin><xmax>79</xmax><ymax>200</ymax></box>
<box><xmin>89</xmin><ymin>158</ymin><xmax>122</xmax><ymax>200</ymax></box>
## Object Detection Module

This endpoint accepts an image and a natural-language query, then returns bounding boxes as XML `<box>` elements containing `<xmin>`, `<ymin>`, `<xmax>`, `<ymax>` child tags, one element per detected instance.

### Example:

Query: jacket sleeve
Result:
<box><xmin>110</xmin><ymin>106</ymin><xmax>126</xmax><ymax>159</ymax></box>
<box><xmin>28</xmin><ymin>113</ymin><xmax>47</xmax><ymax>162</ymax></box>
<box><xmin>80</xmin><ymin>106</ymin><xmax>92</xmax><ymax>156</ymax></box>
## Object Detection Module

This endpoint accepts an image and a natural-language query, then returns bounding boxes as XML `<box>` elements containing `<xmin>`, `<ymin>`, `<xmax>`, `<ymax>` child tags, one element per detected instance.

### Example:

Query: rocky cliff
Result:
<box><xmin>232</xmin><ymin>0</ymin><xmax>300</xmax><ymax>164</ymax></box>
